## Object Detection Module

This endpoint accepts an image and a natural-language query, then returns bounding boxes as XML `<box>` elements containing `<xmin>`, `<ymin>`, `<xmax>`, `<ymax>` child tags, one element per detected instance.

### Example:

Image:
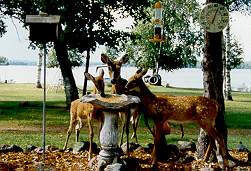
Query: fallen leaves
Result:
<box><xmin>0</xmin><ymin>149</ymin><xmax>250</xmax><ymax>170</ymax></box>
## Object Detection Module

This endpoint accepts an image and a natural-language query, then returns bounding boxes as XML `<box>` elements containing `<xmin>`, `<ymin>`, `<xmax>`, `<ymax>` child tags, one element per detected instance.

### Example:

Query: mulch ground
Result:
<box><xmin>0</xmin><ymin>148</ymin><xmax>250</xmax><ymax>171</ymax></box>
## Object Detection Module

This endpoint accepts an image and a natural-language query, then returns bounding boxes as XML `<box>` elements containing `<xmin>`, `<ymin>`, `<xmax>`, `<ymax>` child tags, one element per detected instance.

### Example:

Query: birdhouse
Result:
<box><xmin>25</xmin><ymin>14</ymin><xmax>60</xmax><ymax>43</ymax></box>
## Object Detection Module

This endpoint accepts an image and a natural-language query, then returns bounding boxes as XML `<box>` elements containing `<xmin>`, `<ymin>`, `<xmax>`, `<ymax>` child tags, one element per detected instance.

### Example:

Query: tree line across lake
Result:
<box><xmin>1</xmin><ymin>56</ymin><xmax>251</xmax><ymax>69</ymax></box>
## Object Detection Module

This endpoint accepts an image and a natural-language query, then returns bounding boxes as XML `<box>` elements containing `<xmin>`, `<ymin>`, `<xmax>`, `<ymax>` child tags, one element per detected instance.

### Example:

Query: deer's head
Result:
<box><xmin>100</xmin><ymin>53</ymin><xmax>129</xmax><ymax>84</ymax></box>
<box><xmin>125</xmin><ymin>68</ymin><xmax>148</xmax><ymax>95</ymax></box>
<box><xmin>85</xmin><ymin>68</ymin><xmax>105</xmax><ymax>97</ymax></box>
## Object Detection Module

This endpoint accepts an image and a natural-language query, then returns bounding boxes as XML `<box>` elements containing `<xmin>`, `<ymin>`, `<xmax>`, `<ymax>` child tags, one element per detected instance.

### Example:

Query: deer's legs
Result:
<box><xmin>75</xmin><ymin>119</ymin><xmax>82</xmax><ymax>142</ymax></box>
<box><xmin>125</xmin><ymin>111</ymin><xmax>130</xmax><ymax>156</ymax></box>
<box><xmin>152</xmin><ymin>121</ymin><xmax>163</xmax><ymax>167</ymax></box>
<box><xmin>204</xmin><ymin>126</ymin><xmax>229</xmax><ymax>168</ymax></box>
<box><xmin>204</xmin><ymin>135</ymin><xmax>215</xmax><ymax>162</ymax></box>
<box><xmin>144</xmin><ymin>114</ymin><xmax>154</xmax><ymax>136</ymax></box>
<box><xmin>63</xmin><ymin>118</ymin><xmax>77</xmax><ymax>150</ymax></box>
<box><xmin>119</xmin><ymin>111</ymin><xmax>130</xmax><ymax>156</ymax></box>
<box><xmin>120</xmin><ymin>112</ymin><xmax>126</xmax><ymax>147</ymax></box>
<box><xmin>180</xmin><ymin>124</ymin><xmax>184</xmax><ymax>138</ymax></box>
<box><xmin>63</xmin><ymin>128</ymin><xmax>72</xmax><ymax>150</ymax></box>
<box><xmin>88</xmin><ymin>117</ymin><xmax>94</xmax><ymax>161</ymax></box>
<box><xmin>75</xmin><ymin>130</ymin><xmax>80</xmax><ymax>142</ymax></box>
<box><xmin>131</xmin><ymin>118</ymin><xmax>138</xmax><ymax>143</ymax></box>
<box><xmin>130</xmin><ymin>112</ymin><xmax>140</xmax><ymax>143</ymax></box>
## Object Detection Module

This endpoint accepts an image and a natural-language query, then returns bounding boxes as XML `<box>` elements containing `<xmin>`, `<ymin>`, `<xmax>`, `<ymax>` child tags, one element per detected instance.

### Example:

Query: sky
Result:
<box><xmin>0</xmin><ymin>18</ymin><xmax>39</xmax><ymax>62</ymax></box>
<box><xmin>0</xmin><ymin>11</ymin><xmax>251</xmax><ymax>62</ymax></box>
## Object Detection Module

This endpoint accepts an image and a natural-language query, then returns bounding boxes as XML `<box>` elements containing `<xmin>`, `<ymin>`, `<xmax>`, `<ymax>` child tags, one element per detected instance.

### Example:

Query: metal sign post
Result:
<box><xmin>25</xmin><ymin>14</ymin><xmax>60</xmax><ymax>167</ymax></box>
<box><xmin>42</xmin><ymin>43</ymin><xmax>47</xmax><ymax>164</ymax></box>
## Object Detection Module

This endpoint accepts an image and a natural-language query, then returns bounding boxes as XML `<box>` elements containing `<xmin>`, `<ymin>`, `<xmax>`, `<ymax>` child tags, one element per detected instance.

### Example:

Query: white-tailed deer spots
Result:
<box><xmin>125</xmin><ymin>68</ymin><xmax>230</xmax><ymax>169</ymax></box>
<box><xmin>63</xmin><ymin>69</ymin><xmax>105</xmax><ymax>161</ymax></box>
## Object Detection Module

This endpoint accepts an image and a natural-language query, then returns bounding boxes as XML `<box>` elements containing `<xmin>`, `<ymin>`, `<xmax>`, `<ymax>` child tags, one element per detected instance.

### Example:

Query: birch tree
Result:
<box><xmin>224</xmin><ymin>30</ymin><xmax>244</xmax><ymax>100</ymax></box>
<box><xmin>35</xmin><ymin>48</ymin><xmax>43</xmax><ymax>88</ymax></box>
<box><xmin>224</xmin><ymin>0</ymin><xmax>251</xmax><ymax>100</ymax></box>
<box><xmin>224</xmin><ymin>26</ymin><xmax>233</xmax><ymax>100</ymax></box>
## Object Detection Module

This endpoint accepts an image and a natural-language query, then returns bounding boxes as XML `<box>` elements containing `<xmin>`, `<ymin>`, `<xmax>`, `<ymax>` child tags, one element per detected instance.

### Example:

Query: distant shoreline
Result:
<box><xmin>2</xmin><ymin>61</ymin><xmax>251</xmax><ymax>69</ymax></box>
<box><xmin>0</xmin><ymin>65</ymin><xmax>251</xmax><ymax>92</ymax></box>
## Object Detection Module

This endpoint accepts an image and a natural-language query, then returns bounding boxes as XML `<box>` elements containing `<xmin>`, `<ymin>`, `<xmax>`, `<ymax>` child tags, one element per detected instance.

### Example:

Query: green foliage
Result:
<box><xmin>227</xmin><ymin>37</ymin><xmax>244</xmax><ymax>69</ymax></box>
<box><xmin>0</xmin><ymin>2</ymin><xmax>7</xmax><ymax>36</ymax></box>
<box><xmin>47</xmin><ymin>48</ymin><xmax>83</xmax><ymax>68</ymax></box>
<box><xmin>112</xmin><ymin>0</ymin><xmax>203</xmax><ymax>71</ymax></box>
<box><xmin>104</xmin><ymin>46</ymin><xmax>120</xmax><ymax>60</ymax></box>
<box><xmin>226</xmin><ymin>0</ymin><xmax>251</xmax><ymax>13</ymax></box>
<box><xmin>2</xmin><ymin>0</ymin><xmax>150</xmax><ymax>59</ymax></box>
<box><xmin>0</xmin><ymin>18</ymin><xmax>6</xmax><ymax>37</ymax></box>
<box><xmin>56</xmin><ymin>0</ymin><xmax>150</xmax><ymax>52</ymax></box>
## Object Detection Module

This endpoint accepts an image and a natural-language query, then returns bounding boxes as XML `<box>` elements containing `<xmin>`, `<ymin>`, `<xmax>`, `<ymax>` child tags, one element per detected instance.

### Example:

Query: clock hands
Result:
<box><xmin>211</xmin><ymin>8</ymin><xmax>219</xmax><ymax>24</ymax></box>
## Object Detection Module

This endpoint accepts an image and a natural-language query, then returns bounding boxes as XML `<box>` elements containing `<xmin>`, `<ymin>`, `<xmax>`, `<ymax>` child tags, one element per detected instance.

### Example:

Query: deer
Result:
<box><xmin>124</xmin><ymin>68</ymin><xmax>230</xmax><ymax>169</ymax></box>
<box><xmin>63</xmin><ymin>69</ymin><xmax>105</xmax><ymax>161</ymax></box>
<box><xmin>98</xmin><ymin>53</ymin><xmax>141</xmax><ymax>151</ymax></box>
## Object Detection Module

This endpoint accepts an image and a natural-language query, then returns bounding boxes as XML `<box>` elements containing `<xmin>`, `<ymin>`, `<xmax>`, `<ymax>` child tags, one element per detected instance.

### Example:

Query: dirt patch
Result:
<box><xmin>0</xmin><ymin>122</ymin><xmax>69</xmax><ymax>133</ymax></box>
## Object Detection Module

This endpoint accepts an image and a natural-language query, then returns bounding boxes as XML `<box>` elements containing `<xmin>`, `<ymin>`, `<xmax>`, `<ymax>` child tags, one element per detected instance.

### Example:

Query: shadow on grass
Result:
<box><xmin>0</xmin><ymin>100</ymin><xmax>68</xmax><ymax>122</ymax></box>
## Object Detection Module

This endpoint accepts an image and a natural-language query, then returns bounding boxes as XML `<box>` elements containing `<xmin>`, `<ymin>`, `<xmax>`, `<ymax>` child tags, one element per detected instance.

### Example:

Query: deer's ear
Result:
<box><xmin>137</xmin><ymin>69</ymin><xmax>148</xmax><ymax>78</ymax></box>
<box><xmin>98</xmin><ymin>68</ymin><xmax>104</xmax><ymax>78</ymax></box>
<box><xmin>101</xmin><ymin>53</ymin><xmax>110</xmax><ymax>64</ymax></box>
<box><xmin>119</xmin><ymin>54</ymin><xmax>129</xmax><ymax>64</ymax></box>
<box><xmin>85</xmin><ymin>72</ymin><xmax>95</xmax><ymax>82</ymax></box>
<box><xmin>136</xmin><ymin>68</ymin><xmax>142</xmax><ymax>74</ymax></box>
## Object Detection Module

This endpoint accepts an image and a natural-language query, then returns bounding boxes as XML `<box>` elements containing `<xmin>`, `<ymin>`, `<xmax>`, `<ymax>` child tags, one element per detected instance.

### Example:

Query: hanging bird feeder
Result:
<box><xmin>150</xmin><ymin>1</ymin><xmax>164</xmax><ymax>43</ymax></box>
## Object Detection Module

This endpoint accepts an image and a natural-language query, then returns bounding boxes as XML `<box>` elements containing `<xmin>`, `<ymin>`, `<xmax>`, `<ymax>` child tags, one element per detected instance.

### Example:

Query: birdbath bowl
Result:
<box><xmin>80</xmin><ymin>94</ymin><xmax>140</xmax><ymax>171</ymax></box>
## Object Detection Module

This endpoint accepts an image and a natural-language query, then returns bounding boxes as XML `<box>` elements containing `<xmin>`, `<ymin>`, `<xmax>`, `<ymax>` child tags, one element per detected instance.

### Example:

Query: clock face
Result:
<box><xmin>199</xmin><ymin>3</ymin><xmax>229</xmax><ymax>33</ymax></box>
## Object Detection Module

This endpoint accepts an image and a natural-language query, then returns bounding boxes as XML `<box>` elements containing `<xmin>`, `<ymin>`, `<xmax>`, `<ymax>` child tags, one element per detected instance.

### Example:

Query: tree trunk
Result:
<box><xmin>225</xmin><ymin>25</ymin><xmax>233</xmax><ymax>100</ymax></box>
<box><xmin>222</xmin><ymin>32</ymin><xmax>227</xmax><ymax>99</ymax></box>
<box><xmin>198</xmin><ymin>29</ymin><xmax>228</xmax><ymax>158</ymax></box>
<box><xmin>155</xmin><ymin>134</ymin><xmax>169</xmax><ymax>160</ymax></box>
<box><xmin>36</xmin><ymin>48</ymin><xmax>43</xmax><ymax>88</ymax></box>
<box><xmin>82</xmin><ymin>48</ymin><xmax>90</xmax><ymax>96</ymax></box>
<box><xmin>54</xmin><ymin>28</ymin><xmax>79</xmax><ymax>107</ymax></box>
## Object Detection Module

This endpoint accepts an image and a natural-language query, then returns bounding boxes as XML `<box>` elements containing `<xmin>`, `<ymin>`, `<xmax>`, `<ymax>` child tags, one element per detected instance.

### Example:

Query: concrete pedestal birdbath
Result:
<box><xmin>80</xmin><ymin>94</ymin><xmax>140</xmax><ymax>171</ymax></box>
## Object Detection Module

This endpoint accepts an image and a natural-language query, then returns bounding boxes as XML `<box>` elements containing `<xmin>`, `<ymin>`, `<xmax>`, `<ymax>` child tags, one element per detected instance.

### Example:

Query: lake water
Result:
<box><xmin>0</xmin><ymin>65</ymin><xmax>251</xmax><ymax>92</ymax></box>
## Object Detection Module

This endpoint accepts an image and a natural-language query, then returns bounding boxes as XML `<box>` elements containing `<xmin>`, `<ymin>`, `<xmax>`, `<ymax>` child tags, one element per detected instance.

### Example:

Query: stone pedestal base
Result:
<box><xmin>97</xmin><ymin>112</ymin><xmax>119</xmax><ymax>171</ymax></box>
<box><xmin>80</xmin><ymin>94</ymin><xmax>140</xmax><ymax>171</ymax></box>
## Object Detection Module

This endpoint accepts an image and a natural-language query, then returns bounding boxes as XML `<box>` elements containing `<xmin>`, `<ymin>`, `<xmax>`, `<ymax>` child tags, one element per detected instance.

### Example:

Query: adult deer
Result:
<box><xmin>63</xmin><ymin>69</ymin><xmax>105</xmax><ymax>161</ymax></box>
<box><xmin>99</xmin><ymin>53</ymin><xmax>141</xmax><ymax>148</ymax></box>
<box><xmin>125</xmin><ymin>68</ymin><xmax>230</xmax><ymax>168</ymax></box>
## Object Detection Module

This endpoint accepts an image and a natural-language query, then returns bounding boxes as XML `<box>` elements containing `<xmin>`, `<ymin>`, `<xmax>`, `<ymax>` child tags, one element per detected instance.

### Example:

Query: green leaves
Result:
<box><xmin>226</xmin><ymin>37</ymin><xmax>244</xmax><ymax>69</ymax></box>
<box><xmin>2</xmin><ymin>0</ymin><xmax>149</xmax><ymax>53</ymax></box>
<box><xmin>117</xmin><ymin>0</ymin><xmax>203</xmax><ymax>71</ymax></box>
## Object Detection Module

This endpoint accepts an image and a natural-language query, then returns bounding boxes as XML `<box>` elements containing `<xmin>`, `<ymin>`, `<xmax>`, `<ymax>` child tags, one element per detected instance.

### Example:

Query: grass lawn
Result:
<box><xmin>0</xmin><ymin>83</ymin><xmax>250</xmax><ymax>151</ymax></box>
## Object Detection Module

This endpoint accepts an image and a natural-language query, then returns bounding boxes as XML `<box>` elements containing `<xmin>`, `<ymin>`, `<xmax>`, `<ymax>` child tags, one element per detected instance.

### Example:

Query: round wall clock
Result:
<box><xmin>199</xmin><ymin>3</ymin><xmax>229</xmax><ymax>33</ymax></box>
